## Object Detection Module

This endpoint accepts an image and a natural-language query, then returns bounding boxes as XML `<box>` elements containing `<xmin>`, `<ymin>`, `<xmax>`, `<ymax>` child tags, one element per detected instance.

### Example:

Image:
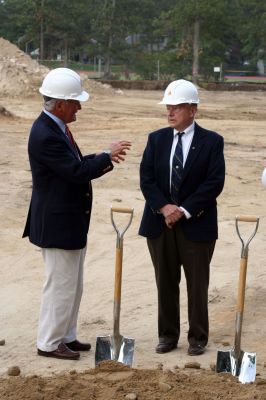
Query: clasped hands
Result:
<box><xmin>108</xmin><ymin>140</ymin><xmax>131</xmax><ymax>163</ymax></box>
<box><xmin>160</xmin><ymin>204</ymin><xmax>184</xmax><ymax>228</ymax></box>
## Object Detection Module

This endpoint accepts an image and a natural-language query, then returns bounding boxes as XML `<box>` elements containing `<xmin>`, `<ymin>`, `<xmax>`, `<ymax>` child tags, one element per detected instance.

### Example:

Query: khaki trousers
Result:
<box><xmin>37</xmin><ymin>247</ymin><xmax>87</xmax><ymax>352</ymax></box>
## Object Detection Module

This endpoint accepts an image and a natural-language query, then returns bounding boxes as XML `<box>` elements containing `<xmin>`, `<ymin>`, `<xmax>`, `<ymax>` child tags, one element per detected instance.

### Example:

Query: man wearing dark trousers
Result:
<box><xmin>23</xmin><ymin>68</ymin><xmax>131</xmax><ymax>360</ymax></box>
<box><xmin>139</xmin><ymin>79</ymin><xmax>225</xmax><ymax>356</ymax></box>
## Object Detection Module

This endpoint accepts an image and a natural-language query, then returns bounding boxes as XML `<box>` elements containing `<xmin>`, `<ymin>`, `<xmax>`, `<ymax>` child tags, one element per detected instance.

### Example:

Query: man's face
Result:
<box><xmin>166</xmin><ymin>103</ymin><xmax>197</xmax><ymax>131</ymax></box>
<box><xmin>55</xmin><ymin>99</ymin><xmax>81</xmax><ymax>124</ymax></box>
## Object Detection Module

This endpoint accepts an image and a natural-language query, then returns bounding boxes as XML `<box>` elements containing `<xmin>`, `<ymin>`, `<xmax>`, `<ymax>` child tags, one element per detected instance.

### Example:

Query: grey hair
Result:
<box><xmin>43</xmin><ymin>96</ymin><xmax>57</xmax><ymax>111</ymax></box>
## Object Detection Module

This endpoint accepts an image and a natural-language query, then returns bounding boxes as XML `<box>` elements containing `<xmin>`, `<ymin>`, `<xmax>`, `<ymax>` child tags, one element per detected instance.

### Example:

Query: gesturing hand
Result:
<box><xmin>108</xmin><ymin>140</ymin><xmax>131</xmax><ymax>163</ymax></box>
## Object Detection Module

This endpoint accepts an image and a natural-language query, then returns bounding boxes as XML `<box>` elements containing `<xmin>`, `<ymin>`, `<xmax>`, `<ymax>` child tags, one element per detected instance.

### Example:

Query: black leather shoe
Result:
<box><xmin>188</xmin><ymin>344</ymin><xmax>205</xmax><ymax>356</ymax></box>
<box><xmin>66</xmin><ymin>340</ymin><xmax>91</xmax><ymax>351</ymax></box>
<box><xmin>37</xmin><ymin>342</ymin><xmax>80</xmax><ymax>360</ymax></box>
<box><xmin>155</xmin><ymin>342</ymin><xmax>177</xmax><ymax>354</ymax></box>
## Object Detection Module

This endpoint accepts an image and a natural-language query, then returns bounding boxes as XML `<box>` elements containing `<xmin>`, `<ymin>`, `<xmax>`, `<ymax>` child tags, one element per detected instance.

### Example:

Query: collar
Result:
<box><xmin>173</xmin><ymin>121</ymin><xmax>195</xmax><ymax>137</ymax></box>
<box><xmin>43</xmin><ymin>109</ymin><xmax>65</xmax><ymax>133</ymax></box>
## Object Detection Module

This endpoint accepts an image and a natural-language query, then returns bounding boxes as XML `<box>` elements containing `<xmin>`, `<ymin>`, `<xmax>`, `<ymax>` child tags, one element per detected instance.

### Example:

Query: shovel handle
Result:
<box><xmin>111</xmin><ymin>206</ymin><xmax>134</xmax><ymax>249</ymax></box>
<box><xmin>111</xmin><ymin>205</ymin><xmax>133</xmax><ymax>338</ymax></box>
<box><xmin>235</xmin><ymin>215</ymin><xmax>259</xmax><ymax>258</ymax></box>
<box><xmin>236</xmin><ymin>257</ymin><xmax>248</xmax><ymax>313</ymax></box>
<box><xmin>234</xmin><ymin>215</ymin><xmax>259</xmax><ymax>356</ymax></box>
<box><xmin>114</xmin><ymin>247</ymin><xmax>123</xmax><ymax>302</ymax></box>
<box><xmin>236</xmin><ymin>215</ymin><xmax>259</xmax><ymax>223</ymax></box>
<box><xmin>111</xmin><ymin>206</ymin><xmax>134</xmax><ymax>214</ymax></box>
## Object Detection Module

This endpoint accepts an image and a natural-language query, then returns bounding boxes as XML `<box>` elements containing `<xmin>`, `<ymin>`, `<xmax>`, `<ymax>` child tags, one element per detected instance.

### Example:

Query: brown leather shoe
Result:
<box><xmin>155</xmin><ymin>341</ymin><xmax>177</xmax><ymax>354</ymax></box>
<box><xmin>66</xmin><ymin>340</ymin><xmax>91</xmax><ymax>351</ymax></box>
<box><xmin>188</xmin><ymin>344</ymin><xmax>205</xmax><ymax>356</ymax></box>
<box><xmin>37</xmin><ymin>342</ymin><xmax>80</xmax><ymax>360</ymax></box>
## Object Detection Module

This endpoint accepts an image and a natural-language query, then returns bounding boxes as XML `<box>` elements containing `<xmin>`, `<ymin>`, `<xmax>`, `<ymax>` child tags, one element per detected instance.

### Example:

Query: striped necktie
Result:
<box><xmin>171</xmin><ymin>132</ymin><xmax>184</xmax><ymax>205</ymax></box>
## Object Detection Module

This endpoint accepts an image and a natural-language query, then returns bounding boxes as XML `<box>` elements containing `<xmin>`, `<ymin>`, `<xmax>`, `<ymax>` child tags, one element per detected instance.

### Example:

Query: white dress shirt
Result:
<box><xmin>169</xmin><ymin>121</ymin><xmax>195</xmax><ymax>219</ymax></box>
<box><xmin>43</xmin><ymin>109</ymin><xmax>65</xmax><ymax>133</ymax></box>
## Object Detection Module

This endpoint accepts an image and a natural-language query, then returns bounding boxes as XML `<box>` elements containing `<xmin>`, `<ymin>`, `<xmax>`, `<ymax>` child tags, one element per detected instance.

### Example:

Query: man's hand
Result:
<box><xmin>108</xmin><ymin>140</ymin><xmax>131</xmax><ymax>163</ymax></box>
<box><xmin>160</xmin><ymin>204</ymin><xmax>184</xmax><ymax>228</ymax></box>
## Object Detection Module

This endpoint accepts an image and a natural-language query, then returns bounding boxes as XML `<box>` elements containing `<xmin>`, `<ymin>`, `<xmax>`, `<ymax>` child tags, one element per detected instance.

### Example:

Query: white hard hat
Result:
<box><xmin>39</xmin><ymin>67</ymin><xmax>89</xmax><ymax>101</ymax></box>
<box><xmin>159</xmin><ymin>79</ymin><xmax>199</xmax><ymax>105</ymax></box>
<box><xmin>262</xmin><ymin>167</ymin><xmax>266</xmax><ymax>187</ymax></box>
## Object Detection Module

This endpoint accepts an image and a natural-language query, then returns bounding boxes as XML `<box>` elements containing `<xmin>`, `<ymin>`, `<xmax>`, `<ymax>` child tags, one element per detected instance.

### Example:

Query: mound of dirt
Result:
<box><xmin>1</xmin><ymin>364</ymin><xmax>266</xmax><ymax>400</ymax></box>
<box><xmin>0</xmin><ymin>37</ymin><xmax>48</xmax><ymax>97</ymax></box>
<box><xmin>0</xmin><ymin>37</ymin><xmax>124</xmax><ymax>99</ymax></box>
<box><xmin>83</xmin><ymin>77</ymin><xmax>124</xmax><ymax>99</ymax></box>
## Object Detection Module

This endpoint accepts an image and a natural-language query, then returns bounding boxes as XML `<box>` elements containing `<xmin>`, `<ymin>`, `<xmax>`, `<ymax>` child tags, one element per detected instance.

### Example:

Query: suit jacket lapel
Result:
<box><xmin>182</xmin><ymin>122</ymin><xmax>205</xmax><ymax>180</ymax></box>
<box><xmin>162</xmin><ymin>128</ymin><xmax>174</xmax><ymax>192</ymax></box>
<box><xmin>40</xmin><ymin>112</ymin><xmax>82</xmax><ymax>159</ymax></box>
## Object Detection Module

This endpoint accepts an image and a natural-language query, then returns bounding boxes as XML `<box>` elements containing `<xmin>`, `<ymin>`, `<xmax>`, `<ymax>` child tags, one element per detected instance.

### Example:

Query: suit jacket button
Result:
<box><xmin>85</xmin><ymin>210</ymin><xmax>90</xmax><ymax>215</ymax></box>
<box><xmin>86</xmin><ymin>193</ymin><xmax>90</xmax><ymax>197</ymax></box>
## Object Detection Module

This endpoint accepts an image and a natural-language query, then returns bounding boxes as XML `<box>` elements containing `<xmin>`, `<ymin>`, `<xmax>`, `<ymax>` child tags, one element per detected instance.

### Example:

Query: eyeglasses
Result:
<box><xmin>64</xmin><ymin>99</ymin><xmax>81</xmax><ymax>105</ymax></box>
<box><xmin>166</xmin><ymin>104</ymin><xmax>194</xmax><ymax>113</ymax></box>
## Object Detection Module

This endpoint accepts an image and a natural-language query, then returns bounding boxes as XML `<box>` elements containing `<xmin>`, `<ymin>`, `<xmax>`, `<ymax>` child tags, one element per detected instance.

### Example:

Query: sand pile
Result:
<box><xmin>0</xmin><ymin>37</ymin><xmax>48</xmax><ymax>97</ymax></box>
<box><xmin>0</xmin><ymin>37</ymin><xmax>123</xmax><ymax>99</ymax></box>
<box><xmin>83</xmin><ymin>77</ymin><xmax>124</xmax><ymax>99</ymax></box>
<box><xmin>1</xmin><ymin>363</ymin><xmax>266</xmax><ymax>400</ymax></box>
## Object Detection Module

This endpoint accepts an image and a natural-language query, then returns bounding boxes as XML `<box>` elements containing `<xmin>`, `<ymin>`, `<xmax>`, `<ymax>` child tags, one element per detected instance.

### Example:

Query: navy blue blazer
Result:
<box><xmin>139</xmin><ymin>122</ymin><xmax>225</xmax><ymax>241</ymax></box>
<box><xmin>23</xmin><ymin>112</ymin><xmax>113</xmax><ymax>250</ymax></box>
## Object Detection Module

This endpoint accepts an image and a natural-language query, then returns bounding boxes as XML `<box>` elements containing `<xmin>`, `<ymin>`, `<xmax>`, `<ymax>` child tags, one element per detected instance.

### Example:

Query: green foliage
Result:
<box><xmin>0</xmin><ymin>0</ymin><xmax>265</xmax><ymax>80</ymax></box>
<box><xmin>238</xmin><ymin>0</ymin><xmax>266</xmax><ymax>62</ymax></box>
<box><xmin>0</xmin><ymin>0</ymin><xmax>39</xmax><ymax>46</ymax></box>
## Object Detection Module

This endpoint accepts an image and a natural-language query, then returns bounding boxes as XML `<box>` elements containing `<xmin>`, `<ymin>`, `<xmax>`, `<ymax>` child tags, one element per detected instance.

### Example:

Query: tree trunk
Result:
<box><xmin>63</xmin><ymin>38</ymin><xmax>68</xmax><ymax>67</ymax></box>
<box><xmin>40</xmin><ymin>0</ymin><xmax>45</xmax><ymax>61</ymax></box>
<box><xmin>103</xmin><ymin>0</ymin><xmax>116</xmax><ymax>78</ymax></box>
<box><xmin>192</xmin><ymin>19</ymin><xmax>200</xmax><ymax>84</ymax></box>
<box><xmin>104</xmin><ymin>34</ymin><xmax>113</xmax><ymax>78</ymax></box>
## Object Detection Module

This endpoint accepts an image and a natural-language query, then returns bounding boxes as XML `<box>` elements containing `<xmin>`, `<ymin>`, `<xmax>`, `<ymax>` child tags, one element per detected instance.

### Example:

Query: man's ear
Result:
<box><xmin>191</xmin><ymin>105</ymin><xmax>197</xmax><ymax>117</ymax></box>
<box><xmin>53</xmin><ymin>100</ymin><xmax>65</xmax><ymax>119</ymax></box>
<box><xmin>54</xmin><ymin>100</ymin><xmax>64</xmax><ymax>112</ymax></box>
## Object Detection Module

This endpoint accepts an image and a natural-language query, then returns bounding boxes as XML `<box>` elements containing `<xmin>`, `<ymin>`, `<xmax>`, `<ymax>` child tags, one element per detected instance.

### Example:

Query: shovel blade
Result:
<box><xmin>95</xmin><ymin>334</ymin><xmax>135</xmax><ymax>367</ymax></box>
<box><xmin>216</xmin><ymin>349</ymin><xmax>256</xmax><ymax>384</ymax></box>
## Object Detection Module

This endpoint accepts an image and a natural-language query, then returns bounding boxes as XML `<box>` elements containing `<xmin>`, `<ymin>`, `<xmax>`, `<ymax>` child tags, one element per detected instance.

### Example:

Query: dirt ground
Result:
<box><xmin>1</xmin><ymin>83</ymin><xmax>266</xmax><ymax>399</ymax></box>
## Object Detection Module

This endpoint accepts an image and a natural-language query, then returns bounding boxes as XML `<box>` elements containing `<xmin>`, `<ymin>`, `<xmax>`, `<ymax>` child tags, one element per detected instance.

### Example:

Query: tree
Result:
<box><xmin>0</xmin><ymin>0</ymin><xmax>93</xmax><ymax>62</ymax></box>
<box><xmin>0</xmin><ymin>0</ymin><xmax>264</xmax><ymax>79</ymax></box>
<box><xmin>165</xmin><ymin>0</ymin><xmax>235</xmax><ymax>82</ymax></box>
<box><xmin>238</xmin><ymin>0</ymin><xmax>266</xmax><ymax>65</ymax></box>
<box><xmin>0</xmin><ymin>0</ymin><xmax>40</xmax><ymax>51</ymax></box>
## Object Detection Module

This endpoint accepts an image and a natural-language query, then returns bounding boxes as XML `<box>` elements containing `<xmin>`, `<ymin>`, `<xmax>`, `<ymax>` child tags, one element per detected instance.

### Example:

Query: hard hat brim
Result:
<box><xmin>158</xmin><ymin>99</ymin><xmax>199</xmax><ymax>105</ymax></box>
<box><xmin>74</xmin><ymin>90</ymin><xmax>89</xmax><ymax>102</ymax></box>
<box><xmin>39</xmin><ymin>88</ymin><xmax>90</xmax><ymax>102</ymax></box>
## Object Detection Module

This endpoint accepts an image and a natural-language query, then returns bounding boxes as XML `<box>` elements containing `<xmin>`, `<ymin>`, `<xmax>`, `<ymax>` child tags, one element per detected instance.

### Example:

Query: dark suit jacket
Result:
<box><xmin>23</xmin><ymin>112</ymin><xmax>113</xmax><ymax>250</ymax></box>
<box><xmin>139</xmin><ymin>122</ymin><xmax>225</xmax><ymax>241</ymax></box>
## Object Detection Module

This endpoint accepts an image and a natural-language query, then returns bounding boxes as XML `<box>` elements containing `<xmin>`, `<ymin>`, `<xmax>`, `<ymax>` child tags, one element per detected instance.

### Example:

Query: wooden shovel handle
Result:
<box><xmin>236</xmin><ymin>215</ymin><xmax>259</xmax><ymax>223</ymax></box>
<box><xmin>111</xmin><ymin>206</ymin><xmax>133</xmax><ymax>214</ymax></box>
<box><xmin>236</xmin><ymin>257</ymin><xmax>248</xmax><ymax>313</ymax></box>
<box><xmin>114</xmin><ymin>247</ymin><xmax>123</xmax><ymax>302</ymax></box>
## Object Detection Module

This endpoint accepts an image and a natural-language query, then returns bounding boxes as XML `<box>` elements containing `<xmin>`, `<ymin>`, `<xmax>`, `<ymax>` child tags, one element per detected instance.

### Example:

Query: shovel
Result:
<box><xmin>216</xmin><ymin>215</ymin><xmax>259</xmax><ymax>384</ymax></box>
<box><xmin>95</xmin><ymin>206</ymin><xmax>135</xmax><ymax>367</ymax></box>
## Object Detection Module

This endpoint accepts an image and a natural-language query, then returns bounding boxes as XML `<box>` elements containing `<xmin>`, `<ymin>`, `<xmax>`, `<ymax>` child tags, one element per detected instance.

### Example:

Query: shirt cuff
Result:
<box><xmin>179</xmin><ymin>206</ymin><xmax>191</xmax><ymax>219</ymax></box>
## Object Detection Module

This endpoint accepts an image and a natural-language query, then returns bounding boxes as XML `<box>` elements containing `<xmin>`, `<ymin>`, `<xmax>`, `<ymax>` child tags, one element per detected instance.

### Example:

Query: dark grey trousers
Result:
<box><xmin>147</xmin><ymin>223</ymin><xmax>215</xmax><ymax>346</ymax></box>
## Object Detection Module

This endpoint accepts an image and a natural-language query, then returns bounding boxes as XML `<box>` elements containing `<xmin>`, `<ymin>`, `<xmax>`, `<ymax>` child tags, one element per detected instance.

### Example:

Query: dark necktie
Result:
<box><xmin>171</xmin><ymin>132</ymin><xmax>184</xmax><ymax>205</ymax></box>
<box><xmin>65</xmin><ymin>125</ymin><xmax>80</xmax><ymax>160</ymax></box>
<box><xmin>65</xmin><ymin>125</ymin><xmax>76</xmax><ymax>147</ymax></box>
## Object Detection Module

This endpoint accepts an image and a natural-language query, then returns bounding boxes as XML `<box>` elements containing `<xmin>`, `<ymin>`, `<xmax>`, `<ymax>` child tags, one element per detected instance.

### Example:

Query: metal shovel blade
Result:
<box><xmin>95</xmin><ymin>334</ymin><xmax>135</xmax><ymax>367</ymax></box>
<box><xmin>216</xmin><ymin>349</ymin><xmax>256</xmax><ymax>383</ymax></box>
